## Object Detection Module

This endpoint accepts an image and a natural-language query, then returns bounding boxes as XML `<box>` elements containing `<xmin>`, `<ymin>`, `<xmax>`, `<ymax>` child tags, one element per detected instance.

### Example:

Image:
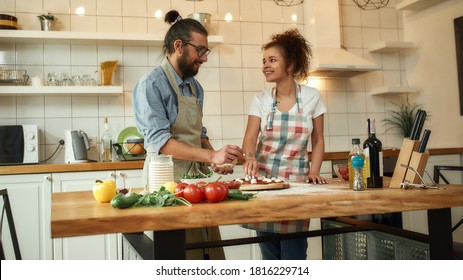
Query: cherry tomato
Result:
<box><xmin>225</xmin><ymin>181</ymin><xmax>241</xmax><ymax>190</ymax></box>
<box><xmin>173</xmin><ymin>182</ymin><xmax>188</xmax><ymax>198</ymax></box>
<box><xmin>183</xmin><ymin>184</ymin><xmax>204</xmax><ymax>203</ymax></box>
<box><xmin>204</xmin><ymin>183</ymin><xmax>227</xmax><ymax>203</ymax></box>
<box><xmin>338</xmin><ymin>166</ymin><xmax>349</xmax><ymax>175</ymax></box>
<box><xmin>217</xmin><ymin>182</ymin><xmax>229</xmax><ymax>200</ymax></box>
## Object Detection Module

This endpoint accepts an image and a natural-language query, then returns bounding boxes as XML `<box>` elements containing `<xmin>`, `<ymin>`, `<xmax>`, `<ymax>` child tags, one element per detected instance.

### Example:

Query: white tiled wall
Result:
<box><xmin>0</xmin><ymin>0</ymin><xmax>407</xmax><ymax>163</ymax></box>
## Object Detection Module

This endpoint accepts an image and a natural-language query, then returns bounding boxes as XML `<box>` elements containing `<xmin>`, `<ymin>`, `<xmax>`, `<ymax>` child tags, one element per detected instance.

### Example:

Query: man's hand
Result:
<box><xmin>212</xmin><ymin>145</ymin><xmax>243</xmax><ymax>165</ymax></box>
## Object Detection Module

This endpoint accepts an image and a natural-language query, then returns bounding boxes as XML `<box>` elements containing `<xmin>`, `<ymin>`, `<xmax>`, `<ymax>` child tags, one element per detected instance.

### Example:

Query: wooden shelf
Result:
<box><xmin>370</xmin><ymin>86</ymin><xmax>418</xmax><ymax>96</ymax></box>
<box><xmin>396</xmin><ymin>0</ymin><xmax>446</xmax><ymax>11</ymax></box>
<box><xmin>0</xmin><ymin>30</ymin><xmax>224</xmax><ymax>46</ymax></box>
<box><xmin>0</xmin><ymin>86</ymin><xmax>123</xmax><ymax>96</ymax></box>
<box><xmin>369</xmin><ymin>41</ymin><xmax>416</xmax><ymax>53</ymax></box>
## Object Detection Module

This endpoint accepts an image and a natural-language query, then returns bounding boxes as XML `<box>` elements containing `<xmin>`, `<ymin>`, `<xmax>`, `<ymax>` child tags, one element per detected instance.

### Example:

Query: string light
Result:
<box><xmin>352</xmin><ymin>0</ymin><xmax>390</xmax><ymax>10</ymax></box>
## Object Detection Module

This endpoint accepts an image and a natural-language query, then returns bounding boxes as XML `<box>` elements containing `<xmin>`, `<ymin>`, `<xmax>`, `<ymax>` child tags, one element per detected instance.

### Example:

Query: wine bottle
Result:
<box><xmin>363</xmin><ymin>118</ymin><xmax>383</xmax><ymax>188</ymax></box>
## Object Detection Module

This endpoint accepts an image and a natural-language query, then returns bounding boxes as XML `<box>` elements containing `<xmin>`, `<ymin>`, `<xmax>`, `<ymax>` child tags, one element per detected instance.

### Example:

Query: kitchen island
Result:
<box><xmin>51</xmin><ymin>178</ymin><xmax>463</xmax><ymax>260</ymax></box>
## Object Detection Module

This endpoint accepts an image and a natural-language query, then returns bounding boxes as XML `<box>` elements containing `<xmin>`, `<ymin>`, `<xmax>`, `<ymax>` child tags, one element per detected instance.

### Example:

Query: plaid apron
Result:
<box><xmin>242</xmin><ymin>84</ymin><xmax>311</xmax><ymax>233</ymax></box>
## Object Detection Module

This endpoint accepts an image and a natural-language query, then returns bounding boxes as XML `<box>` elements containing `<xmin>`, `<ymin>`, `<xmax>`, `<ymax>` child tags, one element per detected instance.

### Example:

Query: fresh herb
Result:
<box><xmin>111</xmin><ymin>187</ymin><xmax>191</xmax><ymax>209</ymax></box>
<box><xmin>111</xmin><ymin>187</ymin><xmax>255</xmax><ymax>209</ymax></box>
<box><xmin>227</xmin><ymin>189</ymin><xmax>255</xmax><ymax>200</ymax></box>
<box><xmin>180</xmin><ymin>169</ymin><xmax>213</xmax><ymax>179</ymax></box>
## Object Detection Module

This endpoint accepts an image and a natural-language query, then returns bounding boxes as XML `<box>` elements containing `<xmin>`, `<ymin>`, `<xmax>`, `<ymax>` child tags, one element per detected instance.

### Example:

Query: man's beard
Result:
<box><xmin>178</xmin><ymin>52</ymin><xmax>199</xmax><ymax>79</ymax></box>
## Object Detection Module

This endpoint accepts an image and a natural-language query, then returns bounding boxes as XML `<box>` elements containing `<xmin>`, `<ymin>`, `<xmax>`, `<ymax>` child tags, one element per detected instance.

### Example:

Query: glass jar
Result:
<box><xmin>147</xmin><ymin>154</ymin><xmax>174</xmax><ymax>193</ymax></box>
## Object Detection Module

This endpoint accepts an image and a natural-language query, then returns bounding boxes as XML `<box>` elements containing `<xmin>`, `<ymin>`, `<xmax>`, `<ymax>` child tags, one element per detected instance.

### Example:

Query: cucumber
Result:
<box><xmin>110</xmin><ymin>192</ymin><xmax>140</xmax><ymax>209</ymax></box>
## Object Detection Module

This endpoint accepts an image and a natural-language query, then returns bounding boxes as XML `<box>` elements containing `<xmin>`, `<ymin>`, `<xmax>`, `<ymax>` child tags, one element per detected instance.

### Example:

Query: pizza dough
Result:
<box><xmin>235</xmin><ymin>177</ymin><xmax>290</xmax><ymax>191</ymax></box>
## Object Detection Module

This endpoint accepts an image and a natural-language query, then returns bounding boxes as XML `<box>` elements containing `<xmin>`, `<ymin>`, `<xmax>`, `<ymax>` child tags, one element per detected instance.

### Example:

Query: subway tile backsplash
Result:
<box><xmin>1</xmin><ymin>0</ymin><xmax>406</xmax><ymax>164</ymax></box>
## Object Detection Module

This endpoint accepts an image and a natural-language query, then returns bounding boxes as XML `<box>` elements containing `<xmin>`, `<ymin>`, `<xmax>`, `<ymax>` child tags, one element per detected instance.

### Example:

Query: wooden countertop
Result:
<box><xmin>0</xmin><ymin>160</ymin><xmax>144</xmax><ymax>175</ymax></box>
<box><xmin>51</xmin><ymin>178</ymin><xmax>463</xmax><ymax>238</ymax></box>
<box><xmin>2</xmin><ymin>147</ymin><xmax>461</xmax><ymax>175</ymax></box>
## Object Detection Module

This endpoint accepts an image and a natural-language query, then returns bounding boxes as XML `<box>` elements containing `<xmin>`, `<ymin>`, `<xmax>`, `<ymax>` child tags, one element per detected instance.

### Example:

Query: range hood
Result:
<box><xmin>303</xmin><ymin>0</ymin><xmax>381</xmax><ymax>77</ymax></box>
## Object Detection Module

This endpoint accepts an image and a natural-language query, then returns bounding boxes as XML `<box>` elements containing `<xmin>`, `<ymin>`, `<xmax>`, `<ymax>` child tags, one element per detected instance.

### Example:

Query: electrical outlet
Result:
<box><xmin>88</xmin><ymin>137</ymin><xmax>97</xmax><ymax>148</ymax></box>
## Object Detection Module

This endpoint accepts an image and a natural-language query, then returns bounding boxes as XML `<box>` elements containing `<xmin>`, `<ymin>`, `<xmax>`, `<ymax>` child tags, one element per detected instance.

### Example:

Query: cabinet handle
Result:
<box><xmin>118</xmin><ymin>172</ymin><xmax>124</xmax><ymax>177</ymax></box>
<box><xmin>44</xmin><ymin>176</ymin><xmax>51</xmax><ymax>181</ymax></box>
<box><xmin>109</xmin><ymin>172</ymin><xmax>115</xmax><ymax>178</ymax></box>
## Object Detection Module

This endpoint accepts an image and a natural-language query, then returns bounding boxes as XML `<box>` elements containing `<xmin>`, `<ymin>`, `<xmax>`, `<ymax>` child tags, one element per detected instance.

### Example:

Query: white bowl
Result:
<box><xmin>180</xmin><ymin>177</ymin><xmax>211</xmax><ymax>185</ymax></box>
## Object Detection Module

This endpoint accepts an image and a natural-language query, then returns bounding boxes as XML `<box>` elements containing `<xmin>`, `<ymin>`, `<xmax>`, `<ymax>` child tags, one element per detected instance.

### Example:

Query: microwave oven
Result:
<box><xmin>0</xmin><ymin>125</ymin><xmax>39</xmax><ymax>165</ymax></box>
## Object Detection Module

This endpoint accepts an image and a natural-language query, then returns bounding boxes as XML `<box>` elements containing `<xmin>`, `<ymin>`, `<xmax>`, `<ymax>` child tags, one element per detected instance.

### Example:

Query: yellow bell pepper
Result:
<box><xmin>93</xmin><ymin>179</ymin><xmax>117</xmax><ymax>203</ymax></box>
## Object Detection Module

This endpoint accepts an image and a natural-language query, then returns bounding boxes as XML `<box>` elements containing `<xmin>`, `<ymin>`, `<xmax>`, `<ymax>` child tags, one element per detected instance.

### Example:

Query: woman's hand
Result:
<box><xmin>243</xmin><ymin>155</ymin><xmax>259</xmax><ymax>178</ymax></box>
<box><xmin>306</xmin><ymin>173</ymin><xmax>327</xmax><ymax>184</ymax></box>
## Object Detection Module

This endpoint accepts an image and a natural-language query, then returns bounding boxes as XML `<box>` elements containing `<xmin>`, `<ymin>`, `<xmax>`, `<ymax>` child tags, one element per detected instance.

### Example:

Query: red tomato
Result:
<box><xmin>342</xmin><ymin>174</ymin><xmax>349</xmax><ymax>181</ymax></box>
<box><xmin>204</xmin><ymin>183</ymin><xmax>227</xmax><ymax>203</ymax></box>
<box><xmin>198</xmin><ymin>184</ymin><xmax>206</xmax><ymax>200</ymax></box>
<box><xmin>183</xmin><ymin>184</ymin><xmax>204</xmax><ymax>203</ymax></box>
<box><xmin>173</xmin><ymin>182</ymin><xmax>188</xmax><ymax>198</ymax></box>
<box><xmin>216</xmin><ymin>182</ymin><xmax>229</xmax><ymax>200</ymax></box>
<box><xmin>225</xmin><ymin>181</ymin><xmax>241</xmax><ymax>190</ymax></box>
<box><xmin>338</xmin><ymin>166</ymin><xmax>349</xmax><ymax>175</ymax></box>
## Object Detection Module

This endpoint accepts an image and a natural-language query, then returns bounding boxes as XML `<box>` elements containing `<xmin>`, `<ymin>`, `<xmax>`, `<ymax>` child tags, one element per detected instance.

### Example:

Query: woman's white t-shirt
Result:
<box><xmin>248</xmin><ymin>84</ymin><xmax>327</xmax><ymax>135</ymax></box>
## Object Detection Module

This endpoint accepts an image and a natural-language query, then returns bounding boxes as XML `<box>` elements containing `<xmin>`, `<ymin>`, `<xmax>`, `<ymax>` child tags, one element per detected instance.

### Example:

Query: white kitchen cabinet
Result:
<box><xmin>111</xmin><ymin>169</ymin><xmax>144</xmax><ymax>190</ymax></box>
<box><xmin>52</xmin><ymin>169</ymin><xmax>142</xmax><ymax>260</ymax></box>
<box><xmin>0</xmin><ymin>173</ymin><xmax>53</xmax><ymax>260</ymax></box>
<box><xmin>219</xmin><ymin>225</ymin><xmax>261</xmax><ymax>260</ymax></box>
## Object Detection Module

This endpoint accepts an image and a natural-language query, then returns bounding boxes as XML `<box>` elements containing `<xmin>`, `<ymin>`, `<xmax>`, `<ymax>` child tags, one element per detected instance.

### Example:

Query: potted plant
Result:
<box><xmin>37</xmin><ymin>13</ymin><xmax>57</xmax><ymax>31</ymax></box>
<box><xmin>383</xmin><ymin>99</ymin><xmax>428</xmax><ymax>138</ymax></box>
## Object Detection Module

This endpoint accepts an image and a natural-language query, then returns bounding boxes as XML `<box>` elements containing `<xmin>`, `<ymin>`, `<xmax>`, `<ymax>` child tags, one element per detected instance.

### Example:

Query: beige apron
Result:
<box><xmin>142</xmin><ymin>58</ymin><xmax>225</xmax><ymax>260</ymax></box>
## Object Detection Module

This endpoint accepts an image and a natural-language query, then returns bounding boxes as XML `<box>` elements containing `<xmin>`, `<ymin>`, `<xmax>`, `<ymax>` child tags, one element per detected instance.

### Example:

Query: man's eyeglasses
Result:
<box><xmin>184</xmin><ymin>42</ymin><xmax>210</xmax><ymax>57</ymax></box>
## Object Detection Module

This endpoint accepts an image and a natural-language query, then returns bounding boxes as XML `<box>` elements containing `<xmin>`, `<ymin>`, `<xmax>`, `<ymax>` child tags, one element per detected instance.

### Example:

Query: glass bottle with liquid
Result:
<box><xmin>348</xmin><ymin>138</ymin><xmax>366</xmax><ymax>189</ymax></box>
<box><xmin>352</xmin><ymin>155</ymin><xmax>366</xmax><ymax>191</ymax></box>
<box><xmin>363</xmin><ymin>118</ymin><xmax>383</xmax><ymax>188</ymax></box>
<box><xmin>100</xmin><ymin>117</ymin><xmax>112</xmax><ymax>162</ymax></box>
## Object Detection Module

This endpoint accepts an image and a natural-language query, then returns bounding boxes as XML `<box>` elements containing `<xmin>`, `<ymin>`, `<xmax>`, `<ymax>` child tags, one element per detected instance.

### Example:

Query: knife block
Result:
<box><xmin>404</xmin><ymin>151</ymin><xmax>429</xmax><ymax>184</ymax></box>
<box><xmin>389</xmin><ymin>138</ymin><xmax>420</xmax><ymax>188</ymax></box>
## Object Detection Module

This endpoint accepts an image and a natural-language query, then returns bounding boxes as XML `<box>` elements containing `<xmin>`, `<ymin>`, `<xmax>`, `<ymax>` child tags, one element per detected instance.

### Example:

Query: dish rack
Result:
<box><xmin>0</xmin><ymin>70</ymin><xmax>29</xmax><ymax>86</ymax></box>
<box><xmin>112</xmin><ymin>142</ymin><xmax>146</xmax><ymax>161</ymax></box>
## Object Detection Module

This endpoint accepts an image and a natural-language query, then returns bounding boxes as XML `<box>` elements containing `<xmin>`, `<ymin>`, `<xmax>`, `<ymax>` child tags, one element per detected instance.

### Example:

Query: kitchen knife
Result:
<box><xmin>410</xmin><ymin>109</ymin><xmax>426</xmax><ymax>140</ymax></box>
<box><xmin>418</xmin><ymin>129</ymin><xmax>431</xmax><ymax>153</ymax></box>
<box><xmin>414</xmin><ymin>110</ymin><xmax>427</xmax><ymax>141</ymax></box>
<box><xmin>409</xmin><ymin>109</ymin><xmax>422</xmax><ymax>140</ymax></box>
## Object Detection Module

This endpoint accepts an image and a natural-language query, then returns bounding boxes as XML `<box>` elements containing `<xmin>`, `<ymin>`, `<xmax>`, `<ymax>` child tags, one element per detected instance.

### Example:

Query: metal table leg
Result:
<box><xmin>428</xmin><ymin>208</ymin><xmax>454</xmax><ymax>259</ymax></box>
<box><xmin>152</xmin><ymin>229</ymin><xmax>186</xmax><ymax>260</ymax></box>
<box><xmin>123</xmin><ymin>230</ymin><xmax>187</xmax><ymax>260</ymax></box>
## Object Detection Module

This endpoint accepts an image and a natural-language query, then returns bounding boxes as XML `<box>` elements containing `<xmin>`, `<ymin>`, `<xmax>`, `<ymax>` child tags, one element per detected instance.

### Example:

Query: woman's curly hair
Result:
<box><xmin>263</xmin><ymin>29</ymin><xmax>313</xmax><ymax>81</ymax></box>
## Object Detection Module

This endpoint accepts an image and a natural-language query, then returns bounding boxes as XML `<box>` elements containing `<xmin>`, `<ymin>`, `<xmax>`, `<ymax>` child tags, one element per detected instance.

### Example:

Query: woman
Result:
<box><xmin>241</xmin><ymin>29</ymin><xmax>327</xmax><ymax>260</ymax></box>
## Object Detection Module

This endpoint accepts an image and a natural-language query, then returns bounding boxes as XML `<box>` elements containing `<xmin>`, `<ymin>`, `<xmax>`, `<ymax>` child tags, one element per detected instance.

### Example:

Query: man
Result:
<box><xmin>132</xmin><ymin>10</ymin><xmax>243</xmax><ymax>259</ymax></box>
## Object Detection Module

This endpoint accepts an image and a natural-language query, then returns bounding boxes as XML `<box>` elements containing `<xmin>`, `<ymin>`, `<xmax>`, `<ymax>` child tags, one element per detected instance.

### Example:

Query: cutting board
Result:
<box><xmin>239</xmin><ymin>182</ymin><xmax>290</xmax><ymax>191</ymax></box>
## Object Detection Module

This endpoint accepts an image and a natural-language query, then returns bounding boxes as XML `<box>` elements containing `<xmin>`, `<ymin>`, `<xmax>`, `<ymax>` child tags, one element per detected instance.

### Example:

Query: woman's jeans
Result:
<box><xmin>256</xmin><ymin>231</ymin><xmax>308</xmax><ymax>260</ymax></box>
